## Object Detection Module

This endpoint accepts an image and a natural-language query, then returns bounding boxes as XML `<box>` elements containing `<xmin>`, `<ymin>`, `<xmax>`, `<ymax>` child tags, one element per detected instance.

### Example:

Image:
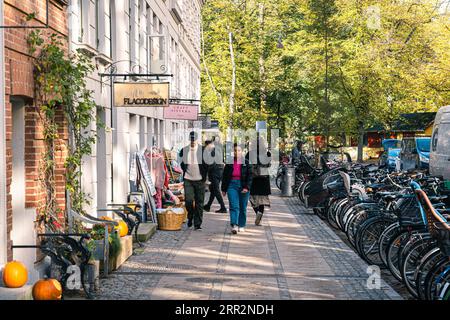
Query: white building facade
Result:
<box><xmin>68</xmin><ymin>0</ymin><xmax>202</xmax><ymax>211</ymax></box>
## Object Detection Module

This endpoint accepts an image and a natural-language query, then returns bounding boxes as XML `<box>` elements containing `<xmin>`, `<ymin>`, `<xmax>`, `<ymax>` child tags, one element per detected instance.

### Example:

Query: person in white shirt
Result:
<box><xmin>179</xmin><ymin>131</ymin><xmax>209</xmax><ymax>230</ymax></box>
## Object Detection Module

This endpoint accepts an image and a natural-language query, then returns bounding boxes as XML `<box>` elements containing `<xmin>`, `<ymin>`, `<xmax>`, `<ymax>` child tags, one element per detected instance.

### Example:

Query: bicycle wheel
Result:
<box><xmin>326</xmin><ymin>199</ymin><xmax>341</xmax><ymax>230</ymax></box>
<box><xmin>343</xmin><ymin>206</ymin><xmax>357</xmax><ymax>233</ymax></box>
<box><xmin>424</xmin><ymin>255</ymin><xmax>450</xmax><ymax>300</ymax></box>
<box><xmin>385</xmin><ymin>229</ymin><xmax>411</xmax><ymax>281</ymax></box>
<box><xmin>414</xmin><ymin>247</ymin><xmax>443</xmax><ymax>300</ymax></box>
<box><xmin>400</xmin><ymin>236</ymin><xmax>434</xmax><ymax>298</ymax></box>
<box><xmin>297</xmin><ymin>181</ymin><xmax>306</xmax><ymax>202</ymax></box>
<box><xmin>333</xmin><ymin>198</ymin><xmax>350</xmax><ymax>231</ymax></box>
<box><xmin>437</xmin><ymin>271</ymin><xmax>450</xmax><ymax>300</ymax></box>
<box><xmin>378</xmin><ymin>222</ymin><xmax>400</xmax><ymax>267</ymax></box>
<box><xmin>354</xmin><ymin>211</ymin><xmax>383</xmax><ymax>254</ymax></box>
<box><xmin>299</xmin><ymin>181</ymin><xmax>310</xmax><ymax>204</ymax></box>
<box><xmin>276</xmin><ymin>173</ymin><xmax>283</xmax><ymax>190</ymax></box>
<box><xmin>346</xmin><ymin>210</ymin><xmax>369</xmax><ymax>248</ymax></box>
<box><xmin>357</xmin><ymin>216</ymin><xmax>394</xmax><ymax>266</ymax></box>
<box><xmin>337</xmin><ymin>201</ymin><xmax>353</xmax><ymax>232</ymax></box>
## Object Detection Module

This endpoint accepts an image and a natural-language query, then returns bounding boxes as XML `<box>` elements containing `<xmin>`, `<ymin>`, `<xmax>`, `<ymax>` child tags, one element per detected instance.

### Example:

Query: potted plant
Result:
<box><xmin>86</xmin><ymin>224</ymin><xmax>122</xmax><ymax>272</ymax></box>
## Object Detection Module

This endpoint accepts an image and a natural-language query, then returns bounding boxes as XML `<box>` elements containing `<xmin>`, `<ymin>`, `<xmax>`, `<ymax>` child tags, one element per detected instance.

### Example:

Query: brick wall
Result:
<box><xmin>4</xmin><ymin>0</ymin><xmax>68</xmax><ymax>261</ymax></box>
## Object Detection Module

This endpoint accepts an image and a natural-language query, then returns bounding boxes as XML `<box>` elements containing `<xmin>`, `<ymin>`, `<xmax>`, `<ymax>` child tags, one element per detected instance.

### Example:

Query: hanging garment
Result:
<box><xmin>146</xmin><ymin>152</ymin><xmax>166</xmax><ymax>189</ymax></box>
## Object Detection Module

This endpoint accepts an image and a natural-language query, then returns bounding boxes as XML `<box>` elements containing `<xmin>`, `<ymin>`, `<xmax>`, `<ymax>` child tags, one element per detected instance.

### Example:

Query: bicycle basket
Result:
<box><xmin>415</xmin><ymin>189</ymin><xmax>449</xmax><ymax>239</ymax></box>
<box><xmin>396</xmin><ymin>195</ymin><xmax>422</xmax><ymax>225</ymax></box>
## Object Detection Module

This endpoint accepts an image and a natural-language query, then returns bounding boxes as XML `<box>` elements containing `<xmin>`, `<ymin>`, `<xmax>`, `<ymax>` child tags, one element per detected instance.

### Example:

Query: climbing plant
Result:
<box><xmin>28</xmin><ymin>30</ymin><xmax>98</xmax><ymax>231</ymax></box>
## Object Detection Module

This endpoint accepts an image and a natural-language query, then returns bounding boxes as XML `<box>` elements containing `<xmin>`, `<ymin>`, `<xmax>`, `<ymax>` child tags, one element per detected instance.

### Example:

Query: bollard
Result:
<box><xmin>281</xmin><ymin>166</ymin><xmax>295</xmax><ymax>197</ymax></box>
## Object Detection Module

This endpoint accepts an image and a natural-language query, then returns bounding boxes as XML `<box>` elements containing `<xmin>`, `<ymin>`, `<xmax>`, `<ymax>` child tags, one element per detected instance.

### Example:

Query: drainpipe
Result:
<box><xmin>67</xmin><ymin>1</ymin><xmax>75</xmax><ymax>220</ymax></box>
<box><xmin>0</xmin><ymin>0</ymin><xmax>8</xmax><ymax>264</ymax></box>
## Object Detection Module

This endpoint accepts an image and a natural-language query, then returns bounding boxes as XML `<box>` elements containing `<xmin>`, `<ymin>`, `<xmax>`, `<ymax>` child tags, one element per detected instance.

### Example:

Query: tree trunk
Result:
<box><xmin>357</xmin><ymin>120</ymin><xmax>364</xmax><ymax>163</ymax></box>
<box><xmin>228</xmin><ymin>29</ymin><xmax>236</xmax><ymax>128</ymax></box>
<box><xmin>201</xmin><ymin>19</ymin><xmax>224</xmax><ymax>109</ymax></box>
<box><xmin>258</xmin><ymin>3</ymin><xmax>266</xmax><ymax>117</ymax></box>
<box><xmin>323</xmin><ymin>5</ymin><xmax>330</xmax><ymax>152</ymax></box>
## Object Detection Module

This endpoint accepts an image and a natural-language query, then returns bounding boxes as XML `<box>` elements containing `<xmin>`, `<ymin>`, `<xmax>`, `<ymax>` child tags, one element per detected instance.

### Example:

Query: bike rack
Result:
<box><xmin>100</xmin><ymin>204</ymin><xmax>143</xmax><ymax>246</ymax></box>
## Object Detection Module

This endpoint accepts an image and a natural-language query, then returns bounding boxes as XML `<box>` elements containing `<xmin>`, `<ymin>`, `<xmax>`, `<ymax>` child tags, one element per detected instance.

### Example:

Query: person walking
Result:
<box><xmin>179</xmin><ymin>131</ymin><xmax>209</xmax><ymax>230</ymax></box>
<box><xmin>204</xmin><ymin>140</ymin><xmax>227</xmax><ymax>213</ymax></box>
<box><xmin>291</xmin><ymin>140</ymin><xmax>303</xmax><ymax>164</ymax></box>
<box><xmin>221</xmin><ymin>143</ymin><xmax>252</xmax><ymax>234</ymax></box>
<box><xmin>248</xmin><ymin>136</ymin><xmax>271</xmax><ymax>226</ymax></box>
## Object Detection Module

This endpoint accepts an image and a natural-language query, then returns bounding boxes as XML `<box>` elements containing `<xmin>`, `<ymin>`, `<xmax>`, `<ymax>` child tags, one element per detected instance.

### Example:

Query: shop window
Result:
<box><xmin>149</xmin><ymin>20</ymin><xmax>167</xmax><ymax>73</ymax></box>
<box><xmin>103</xmin><ymin>0</ymin><xmax>112</xmax><ymax>57</ymax></box>
<box><xmin>73</xmin><ymin>0</ymin><xmax>84</xmax><ymax>42</ymax></box>
<box><xmin>124</xmin><ymin>0</ymin><xmax>131</xmax><ymax>63</ymax></box>
<box><xmin>88</xmin><ymin>0</ymin><xmax>98</xmax><ymax>48</ymax></box>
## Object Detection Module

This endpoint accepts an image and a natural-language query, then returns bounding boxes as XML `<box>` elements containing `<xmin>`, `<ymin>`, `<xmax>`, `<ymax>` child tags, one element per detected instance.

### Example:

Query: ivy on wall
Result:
<box><xmin>27</xmin><ymin>30</ymin><xmax>99</xmax><ymax>231</ymax></box>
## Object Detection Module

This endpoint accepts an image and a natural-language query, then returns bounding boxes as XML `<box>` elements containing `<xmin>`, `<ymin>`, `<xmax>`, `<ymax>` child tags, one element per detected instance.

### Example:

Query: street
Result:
<box><xmin>97</xmin><ymin>188</ymin><xmax>402</xmax><ymax>300</ymax></box>
<box><xmin>1</xmin><ymin>0</ymin><xmax>449</xmax><ymax>305</ymax></box>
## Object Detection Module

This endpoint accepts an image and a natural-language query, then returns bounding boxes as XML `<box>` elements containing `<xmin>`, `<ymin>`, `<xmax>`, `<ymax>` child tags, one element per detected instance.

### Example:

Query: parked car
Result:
<box><xmin>395</xmin><ymin>137</ymin><xmax>431</xmax><ymax>171</ymax></box>
<box><xmin>378</xmin><ymin>139</ymin><xmax>401</xmax><ymax>170</ymax></box>
<box><xmin>430</xmin><ymin>105</ymin><xmax>450</xmax><ymax>180</ymax></box>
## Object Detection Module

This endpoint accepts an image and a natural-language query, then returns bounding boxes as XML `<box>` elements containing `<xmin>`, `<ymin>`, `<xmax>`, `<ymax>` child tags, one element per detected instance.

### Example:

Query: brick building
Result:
<box><xmin>0</xmin><ymin>0</ymin><xmax>69</xmax><ymax>281</ymax></box>
<box><xmin>0</xmin><ymin>0</ymin><xmax>204</xmax><ymax>283</ymax></box>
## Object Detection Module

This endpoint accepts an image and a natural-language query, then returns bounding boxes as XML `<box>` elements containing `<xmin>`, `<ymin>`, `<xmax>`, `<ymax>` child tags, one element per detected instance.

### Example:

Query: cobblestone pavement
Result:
<box><xmin>96</xmin><ymin>189</ymin><xmax>403</xmax><ymax>300</ymax></box>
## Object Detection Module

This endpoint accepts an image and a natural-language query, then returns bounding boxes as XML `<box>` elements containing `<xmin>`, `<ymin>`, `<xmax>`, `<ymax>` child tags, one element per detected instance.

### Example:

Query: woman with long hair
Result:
<box><xmin>221</xmin><ymin>143</ymin><xmax>253</xmax><ymax>234</ymax></box>
<box><xmin>248</xmin><ymin>136</ymin><xmax>271</xmax><ymax>226</ymax></box>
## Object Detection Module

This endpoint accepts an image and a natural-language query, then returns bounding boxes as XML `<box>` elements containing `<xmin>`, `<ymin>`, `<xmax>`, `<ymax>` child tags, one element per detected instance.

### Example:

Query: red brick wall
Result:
<box><xmin>4</xmin><ymin>0</ymin><xmax>68</xmax><ymax>261</ymax></box>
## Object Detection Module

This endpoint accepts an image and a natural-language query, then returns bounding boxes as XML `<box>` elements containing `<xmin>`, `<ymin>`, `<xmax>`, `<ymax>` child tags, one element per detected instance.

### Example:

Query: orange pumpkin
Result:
<box><xmin>2</xmin><ymin>261</ymin><xmax>28</xmax><ymax>288</ymax></box>
<box><xmin>99</xmin><ymin>216</ymin><xmax>114</xmax><ymax>232</ymax></box>
<box><xmin>115</xmin><ymin>220</ymin><xmax>129</xmax><ymax>237</ymax></box>
<box><xmin>32</xmin><ymin>278</ymin><xmax>62</xmax><ymax>300</ymax></box>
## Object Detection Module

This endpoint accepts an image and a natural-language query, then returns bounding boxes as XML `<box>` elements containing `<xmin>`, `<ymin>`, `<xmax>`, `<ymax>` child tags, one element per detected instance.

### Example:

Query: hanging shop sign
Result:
<box><xmin>114</xmin><ymin>82</ymin><xmax>170</xmax><ymax>107</ymax></box>
<box><xmin>163</xmin><ymin>104</ymin><xmax>199</xmax><ymax>120</ymax></box>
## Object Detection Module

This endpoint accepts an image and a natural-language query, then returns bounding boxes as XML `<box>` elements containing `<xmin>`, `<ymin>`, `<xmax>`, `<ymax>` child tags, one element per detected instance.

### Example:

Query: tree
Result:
<box><xmin>201</xmin><ymin>0</ymin><xmax>450</xmax><ymax>160</ymax></box>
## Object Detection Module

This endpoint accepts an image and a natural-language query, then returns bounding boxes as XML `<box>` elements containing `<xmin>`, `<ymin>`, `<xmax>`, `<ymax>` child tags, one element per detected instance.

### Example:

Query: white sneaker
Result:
<box><xmin>238</xmin><ymin>227</ymin><xmax>245</xmax><ymax>232</ymax></box>
<box><xmin>231</xmin><ymin>225</ymin><xmax>238</xmax><ymax>234</ymax></box>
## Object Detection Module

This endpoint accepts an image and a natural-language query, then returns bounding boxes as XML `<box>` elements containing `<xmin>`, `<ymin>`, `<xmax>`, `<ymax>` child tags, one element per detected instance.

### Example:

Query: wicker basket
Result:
<box><xmin>157</xmin><ymin>210</ymin><xmax>185</xmax><ymax>231</ymax></box>
<box><xmin>182</xmin><ymin>206</ymin><xmax>188</xmax><ymax>222</ymax></box>
<box><xmin>171</xmin><ymin>204</ymin><xmax>187</xmax><ymax>222</ymax></box>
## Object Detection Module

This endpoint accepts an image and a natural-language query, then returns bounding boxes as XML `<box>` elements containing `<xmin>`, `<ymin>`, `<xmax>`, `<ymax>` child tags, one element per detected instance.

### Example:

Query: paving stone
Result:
<box><xmin>95</xmin><ymin>188</ymin><xmax>403</xmax><ymax>300</ymax></box>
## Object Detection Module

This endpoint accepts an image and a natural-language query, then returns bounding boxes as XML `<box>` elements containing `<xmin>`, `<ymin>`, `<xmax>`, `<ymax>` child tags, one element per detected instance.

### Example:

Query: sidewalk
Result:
<box><xmin>97</xmin><ymin>188</ymin><xmax>402</xmax><ymax>300</ymax></box>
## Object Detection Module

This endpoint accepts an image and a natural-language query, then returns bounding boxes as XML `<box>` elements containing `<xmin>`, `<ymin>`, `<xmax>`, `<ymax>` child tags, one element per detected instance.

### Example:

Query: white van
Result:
<box><xmin>430</xmin><ymin>105</ymin><xmax>450</xmax><ymax>179</ymax></box>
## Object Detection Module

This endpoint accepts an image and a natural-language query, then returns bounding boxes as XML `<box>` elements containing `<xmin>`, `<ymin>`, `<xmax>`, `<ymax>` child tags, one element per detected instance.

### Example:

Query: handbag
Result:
<box><xmin>254</xmin><ymin>163</ymin><xmax>270</xmax><ymax>177</ymax></box>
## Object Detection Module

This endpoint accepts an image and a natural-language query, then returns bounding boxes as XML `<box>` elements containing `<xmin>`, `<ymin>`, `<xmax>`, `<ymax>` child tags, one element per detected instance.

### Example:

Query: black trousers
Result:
<box><xmin>206</xmin><ymin>175</ymin><xmax>226</xmax><ymax>209</ymax></box>
<box><xmin>184</xmin><ymin>179</ymin><xmax>205</xmax><ymax>228</ymax></box>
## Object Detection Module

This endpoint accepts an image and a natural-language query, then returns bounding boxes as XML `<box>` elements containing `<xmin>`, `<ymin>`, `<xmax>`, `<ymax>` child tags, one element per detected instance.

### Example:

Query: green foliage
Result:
<box><xmin>28</xmin><ymin>30</ymin><xmax>98</xmax><ymax>231</ymax></box>
<box><xmin>202</xmin><ymin>0</ymin><xmax>450</xmax><ymax>148</ymax></box>
<box><xmin>87</xmin><ymin>224</ymin><xmax>122</xmax><ymax>259</ymax></box>
<box><xmin>88</xmin><ymin>225</ymin><xmax>122</xmax><ymax>259</ymax></box>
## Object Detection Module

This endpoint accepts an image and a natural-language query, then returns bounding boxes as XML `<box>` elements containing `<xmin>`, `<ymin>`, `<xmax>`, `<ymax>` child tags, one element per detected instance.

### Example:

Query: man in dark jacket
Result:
<box><xmin>204</xmin><ymin>139</ymin><xmax>227</xmax><ymax>213</ymax></box>
<box><xmin>179</xmin><ymin>131</ymin><xmax>209</xmax><ymax>230</ymax></box>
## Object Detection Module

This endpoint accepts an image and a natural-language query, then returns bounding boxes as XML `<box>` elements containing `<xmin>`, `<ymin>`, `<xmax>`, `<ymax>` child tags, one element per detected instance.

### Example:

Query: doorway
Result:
<box><xmin>10</xmin><ymin>97</ymin><xmax>37</xmax><ymax>281</ymax></box>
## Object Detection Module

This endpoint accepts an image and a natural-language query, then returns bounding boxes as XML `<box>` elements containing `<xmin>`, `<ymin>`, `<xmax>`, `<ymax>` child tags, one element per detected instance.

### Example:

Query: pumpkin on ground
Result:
<box><xmin>32</xmin><ymin>278</ymin><xmax>62</xmax><ymax>300</ymax></box>
<box><xmin>2</xmin><ymin>261</ymin><xmax>28</xmax><ymax>288</ymax></box>
<box><xmin>115</xmin><ymin>220</ymin><xmax>129</xmax><ymax>237</ymax></box>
